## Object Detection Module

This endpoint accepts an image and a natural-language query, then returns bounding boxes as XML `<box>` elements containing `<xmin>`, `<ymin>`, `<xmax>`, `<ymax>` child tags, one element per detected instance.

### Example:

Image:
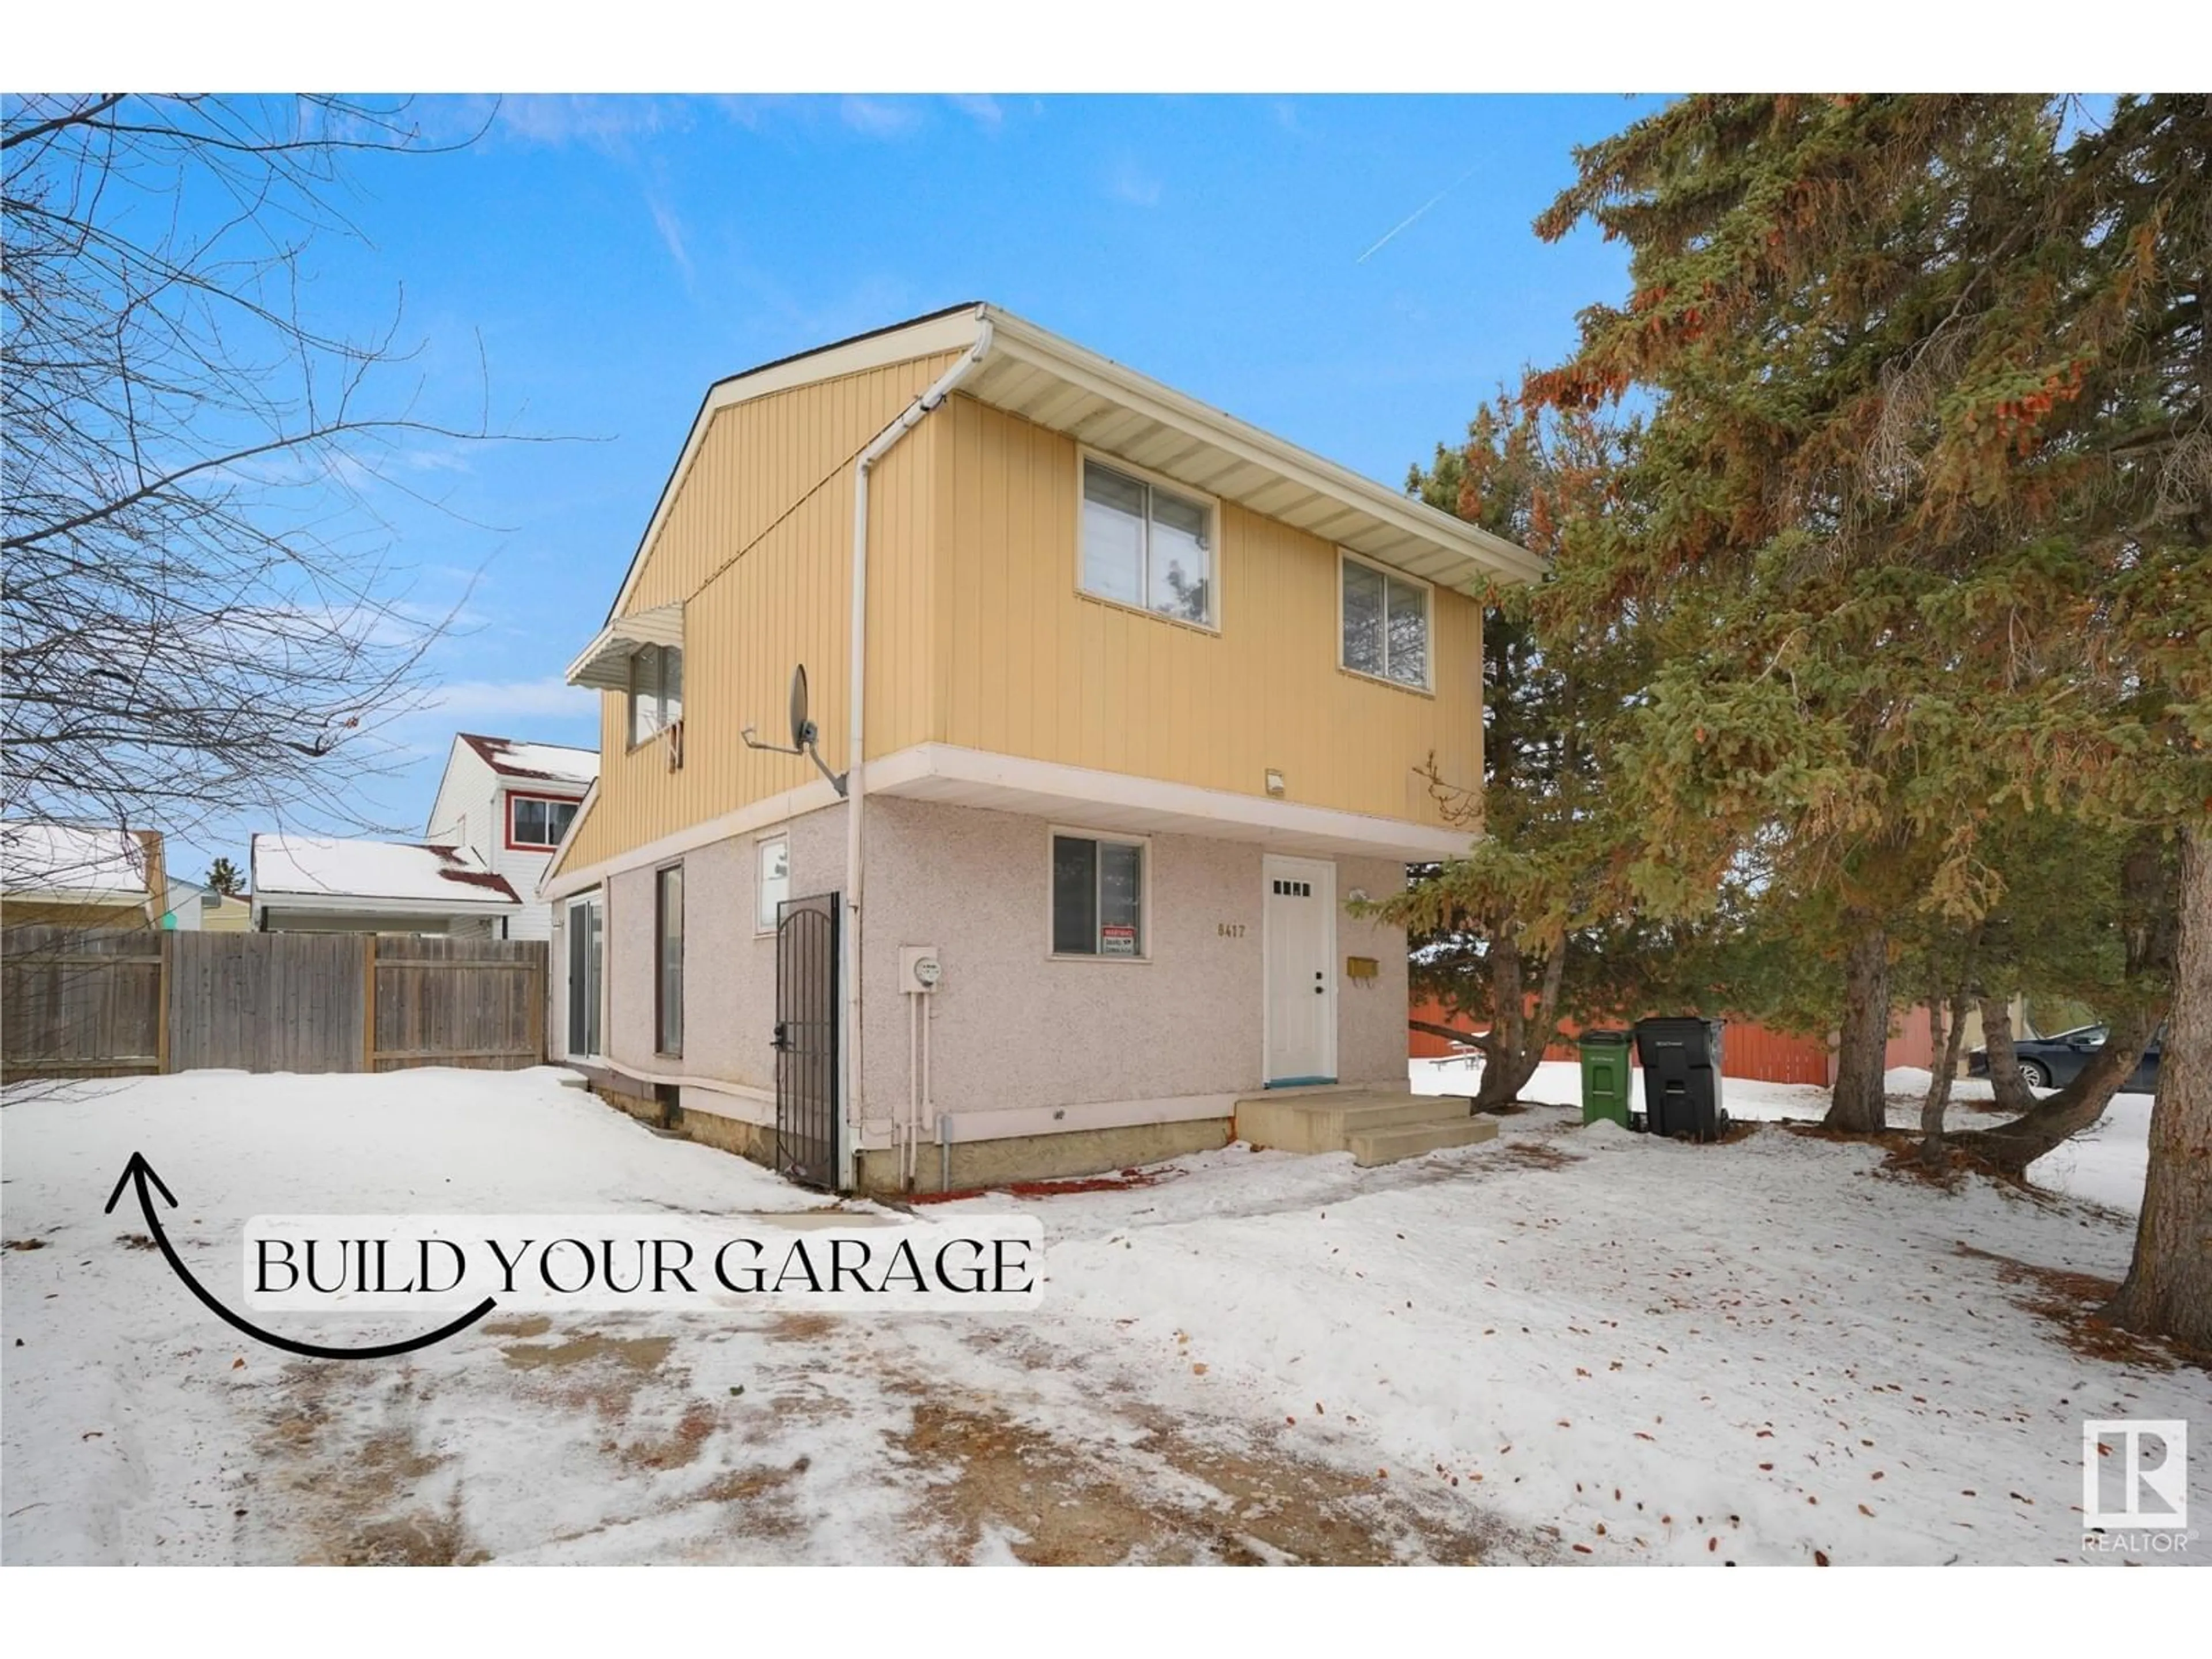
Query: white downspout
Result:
<box><xmin>840</xmin><ymin>315</ymin><xmax>994</xmax><ymax>1190</ymax></box>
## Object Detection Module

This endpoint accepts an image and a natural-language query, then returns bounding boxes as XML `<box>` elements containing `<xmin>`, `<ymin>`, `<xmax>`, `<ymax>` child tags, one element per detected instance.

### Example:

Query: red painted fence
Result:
<box><xmin>1408</xmin><ymin>997</ymin><xmax>1941</xmax><ymax>1086</ymax></box>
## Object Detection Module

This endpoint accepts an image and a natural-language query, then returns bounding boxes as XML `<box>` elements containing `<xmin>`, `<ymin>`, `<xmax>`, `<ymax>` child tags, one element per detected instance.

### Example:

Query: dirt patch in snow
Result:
<box><xmin>888</xmin><ymin>1389</ymin><xmax>1503</xmax><ymax>1566</ymax></box>
<box><xmin>261</xmin><ymin>1361</ymin><xmax>489</xmax><ymax>1566</ymax></box>
<box><xmin>1953</xmin><ymin>1244</ymin><xmax>2207</xmax><ymax>1373</ymax></box>
<box><xmin>1491</xmin><ymin>1142</ymin><xmax>1584</xmax><ymax>1172</ymax></box>
<box><xmin>498</xmin><ymin>1329</ymin><xmax>680</xmax><ymax>1421</ymax></box>
<box><xmin>499</xmin><ymin>1331</ymin><xmax>673</xmax><ymax>1373</ymax></box>
<box><xmin>613</xmin><ymin>1399</ymin><xmax>722</xmax><ymax>1471</ymax></box>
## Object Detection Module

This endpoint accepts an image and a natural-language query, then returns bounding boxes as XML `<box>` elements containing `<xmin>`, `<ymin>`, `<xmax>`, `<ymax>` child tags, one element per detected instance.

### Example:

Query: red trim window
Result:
<box><xmin>507</xmin><ymin>791</ymin><xmax>579</xmax><ymax>851</ymax></box>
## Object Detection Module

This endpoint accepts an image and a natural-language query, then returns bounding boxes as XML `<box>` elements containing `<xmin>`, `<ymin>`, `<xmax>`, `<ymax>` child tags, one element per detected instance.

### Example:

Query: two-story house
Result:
<box><xmin>425</xmin><ymin>733</ymin><xmax>600</xmax><ymax>941</ymax></box>
<box><xmin>540</xmin><ymin>302</ymin><xmax>1540</xmax><ymax>1194</ymax></box>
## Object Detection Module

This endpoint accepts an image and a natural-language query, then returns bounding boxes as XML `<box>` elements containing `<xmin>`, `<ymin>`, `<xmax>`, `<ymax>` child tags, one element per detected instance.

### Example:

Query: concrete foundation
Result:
<box><xmin>855</xmin><ymin>1116</ymin><xmax>1233</xmax><ymax>1196</ymax></box>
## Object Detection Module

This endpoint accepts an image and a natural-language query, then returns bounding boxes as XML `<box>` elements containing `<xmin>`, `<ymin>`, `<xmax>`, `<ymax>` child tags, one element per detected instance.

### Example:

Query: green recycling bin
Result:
<box><xmin>1578</xmin><ymin>1029</ymin><xmax>1633</xmax><ymax>1127</ymax></box>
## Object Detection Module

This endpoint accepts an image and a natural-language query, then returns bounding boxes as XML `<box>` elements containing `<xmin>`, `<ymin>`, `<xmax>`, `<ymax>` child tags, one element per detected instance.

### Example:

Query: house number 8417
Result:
<box><xmin>1217</xmin><ymin>923</ymin><xmax>1247</xmax><ymax>938</ymax></box>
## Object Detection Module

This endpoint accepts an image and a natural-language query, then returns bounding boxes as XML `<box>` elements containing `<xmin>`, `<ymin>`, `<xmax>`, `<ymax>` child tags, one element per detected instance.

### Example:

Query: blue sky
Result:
<box><xmin>211</xmin><ymin>93</ymin><xmax>1648</xmax><ymax>877</ymax></box>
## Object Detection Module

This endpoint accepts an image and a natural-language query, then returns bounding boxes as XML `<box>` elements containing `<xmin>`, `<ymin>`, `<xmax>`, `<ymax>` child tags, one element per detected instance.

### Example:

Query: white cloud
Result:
<box><xmin>647</xmin><ymin>194</ymin><xmax>695</xmax><ymax>287</ymax></box>
<box><xmin>486</xmin><ymin>94</ymin><xmax>687</xmax><ymax>153</ymax></box>
<box><xmin>839</xmin><ymin>96</ymin><xmax>923</xmax><ymax>139</ymax></box>
<box><xmin>421</xmin><ymin>676</ymin><xmax>599</xmax><ymax>724</ymax></box>
<box><xmin>1107</xmin><ymin>157</ymin><xmax>1162</xmax><ymax>208</ymax></box>
<box><xmin>946</xmin><ymin>94</ymin><xmax>1003</xmax><ymax>131</ymax></box>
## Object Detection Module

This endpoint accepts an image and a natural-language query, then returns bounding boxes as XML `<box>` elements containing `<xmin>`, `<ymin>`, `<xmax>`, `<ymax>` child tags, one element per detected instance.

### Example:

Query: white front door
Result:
<box><xmin>1263</xmin><ymin>854</ymin><xmax>1337</xmax><ymax>1085</ymax></box>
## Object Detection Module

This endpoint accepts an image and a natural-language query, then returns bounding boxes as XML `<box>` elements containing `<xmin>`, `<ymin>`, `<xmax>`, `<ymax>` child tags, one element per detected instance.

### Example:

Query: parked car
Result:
<box><xmin>1967</xmin><ymin>1024</ymin><xmax>2161</xmax><ymax>1092</ymax></box>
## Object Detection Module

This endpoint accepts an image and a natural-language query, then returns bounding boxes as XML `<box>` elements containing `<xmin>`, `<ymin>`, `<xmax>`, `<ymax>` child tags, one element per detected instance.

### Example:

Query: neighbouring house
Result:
<box><xmin>539</xmin><ymin>302</ymin><xmax>1542</xmax><ymax>1194</ymax></box>
<box><xmin>155</xmin><ymin>876</ymin><xmax>210</xmax><ymax>931</ymax></box>
<box><xmin>1</xmin><ymin>821</ymin><xmax>169</xmax><ymax>929</ymax></box>
<box><xmin>198</xmin><ymin>891</ymin><xmax>252</xmax><ymax>931</ymax></box>
<box><xmin>249</xmin><ymin>834</ymin><xmax>522</xmax><ymax>934</ymax></box>
<box><xmin>423</xmin><ymin>733</ymin><xmax>599</xmax><ymax>941</ymax></box>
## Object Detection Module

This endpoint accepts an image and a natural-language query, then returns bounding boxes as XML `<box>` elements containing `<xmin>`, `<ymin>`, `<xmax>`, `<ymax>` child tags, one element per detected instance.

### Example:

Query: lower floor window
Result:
<box><xmin>756</xmin><ymin>834</ymin><xmax>790</xmax><ymax>933</ymax></box>
<box><xmin>656</xmin><ymin>865</ymin><xmax>684</xmax><ymax>1055</ymax></box>
<box><xmin>1052</xmin><ymin>833</ymin><xmax>1144</xmax><ymax>957</ymax></box>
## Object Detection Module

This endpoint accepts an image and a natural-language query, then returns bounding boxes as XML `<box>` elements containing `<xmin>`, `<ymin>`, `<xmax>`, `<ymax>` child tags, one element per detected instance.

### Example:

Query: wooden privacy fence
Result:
<box><xmin>1</xmin><ymin>927</ymin><xmax>165</xmax><ymax>1077</ymax></box>
<box><xmin>2</xmin><ymin>926</ymin><xmax>546</xmax><ymax>1081</ymax></box>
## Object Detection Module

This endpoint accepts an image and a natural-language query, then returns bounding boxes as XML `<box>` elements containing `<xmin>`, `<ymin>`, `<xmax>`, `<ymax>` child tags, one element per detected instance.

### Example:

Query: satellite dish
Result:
<box><xmin>743</xmin><ymin>661</ymin><xmax>845</xmax><ymax>797</ymax></box>
<box><xmin>789</xmin><ymin>664</ymin><xmax>812</xmax><ymax>751</ymax></box>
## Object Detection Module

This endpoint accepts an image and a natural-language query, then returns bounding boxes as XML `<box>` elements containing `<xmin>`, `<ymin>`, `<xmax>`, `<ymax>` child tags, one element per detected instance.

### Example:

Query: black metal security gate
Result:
<box><xmin>772</xmin><ymin>891</ymin><xmax>840</xmax><ymax>1190</ymax></box>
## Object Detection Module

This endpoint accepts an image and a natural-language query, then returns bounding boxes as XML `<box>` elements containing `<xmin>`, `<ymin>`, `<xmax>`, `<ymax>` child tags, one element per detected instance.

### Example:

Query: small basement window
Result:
<box><xmin>628</xmin><ymin>643</ymin><xmax>684</xmax><ymax>747</ymax></box>
<box><xmin>509</xmin><ymin>794</ymin><xmax>579</xmax><ymax>850</ymax></box>
<box><xmin>1051</xmin><ymin>832</ymin><xmax>1145</xmax><ymax>959</ymax></box>
<box><xmin>1081</xmin><ymin>458</ymin><xmax>1214</xmax><ymax>627</ymax></box>
<box><xmin>1340</xmin><ymin>553</ymin><xmax>1430</xmax><ymax>690</ymax></box>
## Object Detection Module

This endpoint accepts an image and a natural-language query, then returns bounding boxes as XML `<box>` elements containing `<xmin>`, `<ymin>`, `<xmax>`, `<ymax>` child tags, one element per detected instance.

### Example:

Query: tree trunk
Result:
<box><xmin>2107</xmin><ymin>821</ymin><xmax>2212</xmax><ymax>1349</ymax></box>
<box><xmin>1956</xmin><ymin>831</ymin><xmax>2178</xmax><ymax>1179</ymax></box>
<box><xmin>1407</xmin><ymin>935</ymin><xmax>1568</xmax><ymax>1113</ymax></box>
<box><xmin>1919</xmin><ymin>990</ymin><xmax>1969</xmax><ymax>1168</ymax></box>
<box><xmin>1825</xmin><ymin>925</ymin><xmax>1892</xmax><ymax>1132</ymax></box>
<box><xmin>1484</xmin><ymin>935</ymin><xmax>1528</xmax><ymax>1112</ymax></box>
<box><xmin>1979</xmin><ymin>995</ymin><xmax>2037</xmax><ymax>1115</ymax></box>
<box><xmin>1480</xmin><ymin>941</ymin><xmax>1570</xmax><ymax>1110</ymax></box>
<box><xmin>1949</xmin><ymin>1009</ymin><xmax>2163</xmax><ymax>1176</ymax></box>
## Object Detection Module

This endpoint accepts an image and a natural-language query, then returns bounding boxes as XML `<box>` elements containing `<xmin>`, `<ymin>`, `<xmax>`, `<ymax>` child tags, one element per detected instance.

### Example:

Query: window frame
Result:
<box><xmin>654</xmin><ymin>862</ymin><xmax>684</xmax><ymax>1057</ymax></box>
<box><xmin>755</xmin><ymin>832</ymin><xmax>790</xmax><ymax>936</ymax></box>
<box><xmin>1046</xmin><ymin>824</ymin><xmax>1152</xmax><ymax>964</ymax></box>
<box><xmin>1336</xmin><ymin>549</ymin><xmax>1435</xmax><ymax>695</ymax></box>
<box><xmin>627</xmin><ymin>643</ymin><xmax>684</xmax><ymax>751</ymax></box>
<box><xmin>1074</xmin><ymin>448</ymin><xmax>1223</xmax><ymax>635</ymax></box>
<box><xmin>505</xmin><ymin>790</ymin><xmax>580</xmax><ymax>852</ymax></box>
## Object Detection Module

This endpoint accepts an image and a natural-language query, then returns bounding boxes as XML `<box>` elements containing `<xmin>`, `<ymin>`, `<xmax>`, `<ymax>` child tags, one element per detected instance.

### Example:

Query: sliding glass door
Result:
<box><xmin>566</xmin><ymin>893</ymin><xmax>603</xmax><ymax>1059</ymax></box>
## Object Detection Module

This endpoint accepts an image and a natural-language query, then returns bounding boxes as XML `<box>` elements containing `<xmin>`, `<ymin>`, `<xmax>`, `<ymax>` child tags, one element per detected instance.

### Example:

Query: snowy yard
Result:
<box><xmin>4</xmin><ymin>1064</ymin><xmax>2204</xmax><ymax>1566</ymax></box>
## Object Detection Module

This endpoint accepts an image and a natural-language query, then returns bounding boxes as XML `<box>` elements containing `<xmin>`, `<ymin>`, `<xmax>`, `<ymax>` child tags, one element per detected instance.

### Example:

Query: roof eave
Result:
<box><xmin>976</xmin><ymin>306</ymin><xmax>1547</xmax><ymax>589</ymax></box>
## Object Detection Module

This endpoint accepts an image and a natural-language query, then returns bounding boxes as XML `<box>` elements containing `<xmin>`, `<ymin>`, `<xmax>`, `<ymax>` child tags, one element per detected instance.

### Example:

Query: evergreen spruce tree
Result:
<box><xmin>1527</xmin><ymin>94</ymin><xmax>2210</xmax><ymax>1342</ymax></box>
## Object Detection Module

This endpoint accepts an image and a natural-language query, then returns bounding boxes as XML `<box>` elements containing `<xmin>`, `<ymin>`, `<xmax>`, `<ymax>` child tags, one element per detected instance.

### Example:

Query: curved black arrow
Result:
<box><xmin>105</xmin><ymin>1152</ymin><xmax>498</xmax><ymax>1361</ymax></box>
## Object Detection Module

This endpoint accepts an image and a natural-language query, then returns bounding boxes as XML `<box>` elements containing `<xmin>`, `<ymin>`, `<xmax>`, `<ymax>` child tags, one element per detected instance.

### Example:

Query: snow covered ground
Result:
<box><xmin>1414</xmin><ymin>1058</ymin><xmax>2156</xmax><ymax>1217</ymax></box>
<box><xmin>5</xmin><ymin>1065</ymin><xmax>2203</xmax><ymax>1566</ymax></box>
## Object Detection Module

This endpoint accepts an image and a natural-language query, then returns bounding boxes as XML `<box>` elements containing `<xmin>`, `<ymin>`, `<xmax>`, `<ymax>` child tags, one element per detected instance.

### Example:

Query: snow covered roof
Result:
<box><xmin>458</xmin><ymin>733</ymin><xmax>599</xmax><ymax>787</ymax></box>
<box><xmin>1</xmin><ymin>821</ymin><xmax>153</xmax><ymax>897</ymax></box>
<box><xmin>250</xmin><ymin>834</ymin><xmax>521</xmax><ymax>910</ymax></box>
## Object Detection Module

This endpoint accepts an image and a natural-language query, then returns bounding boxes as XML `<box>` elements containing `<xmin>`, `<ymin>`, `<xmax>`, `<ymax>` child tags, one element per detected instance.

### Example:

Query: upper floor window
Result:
<box><xmin>1081</xmin><ymin>458</ymin><xmax>1214</xmax><ymax>628</ymax></box>
<box><xmin>628</xmin><ymin>644</ymin><xmax>683</xmax><ymax>748</ymax></box>
<box><xmin>1340</xmin><ymin>553</ymin><xmax>1430</xmax><ymax>691</ymax></box>
<box><xmin>508</xmin><ymin>794</ymin><xmax>579</xmax><ymax>850</ymax></box>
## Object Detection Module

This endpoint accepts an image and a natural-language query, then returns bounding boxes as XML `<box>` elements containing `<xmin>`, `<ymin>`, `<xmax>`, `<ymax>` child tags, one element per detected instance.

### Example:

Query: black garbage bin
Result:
<box><xmin>1632</xmin><ymin>1017</ymin><xmax>1728</xmax><ymax>1141</ymax></box>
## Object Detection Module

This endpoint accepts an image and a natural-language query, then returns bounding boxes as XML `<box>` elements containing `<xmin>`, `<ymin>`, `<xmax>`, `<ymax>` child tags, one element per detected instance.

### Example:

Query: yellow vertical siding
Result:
<box><xmin>565</xmin><ymin>363</ymin><xmax>1486</xmax><ymax>880</ymax></box>
<box><xmin>930</xmin><ymin>396</ymin><xmax>1483</xmax><ymax>828</ymax></box>
<box><xmin>561</xmin><ymin>353</ymin><xmax>957</xmax><ymax>873</ymax></box>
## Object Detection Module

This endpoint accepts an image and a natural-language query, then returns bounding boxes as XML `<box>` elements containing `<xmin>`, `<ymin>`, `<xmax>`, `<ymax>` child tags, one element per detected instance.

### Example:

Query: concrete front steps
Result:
<box><xmin>1235</xmin><ymin>1086</ymin><xmax>1498</xmax><ymax>1167</ymax></box>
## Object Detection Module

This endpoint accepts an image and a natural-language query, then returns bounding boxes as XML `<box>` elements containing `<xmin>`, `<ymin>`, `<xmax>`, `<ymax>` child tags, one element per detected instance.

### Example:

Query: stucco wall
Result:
<box><xmin>856</xmin><ymin>796</ymin><xmax>1410</xmax><ymax>1131</ymax></box>
<box><xmin>604</xmin><ymin>861</ymin><xmax>657</xmax><ymax>1077</ymax></box>
<box><xmin>572</xmin><ymin>792</ymin><xmax>1411</xmax><ymax>1153</ymax></box>
<box><xmin>1335</xmin><ymin>854</ymin><xmax>1414</xmax><ymax>1088</ymax></box>
<box><xmin>589</xmin><ymin>804</ymin><xmax>845</xmax><ymax>1093</ymax></box>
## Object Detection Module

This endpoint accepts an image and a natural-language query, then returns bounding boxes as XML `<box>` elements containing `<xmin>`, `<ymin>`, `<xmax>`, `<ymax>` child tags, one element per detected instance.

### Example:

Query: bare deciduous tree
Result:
<box><xmin>3</xmin><ymin>93</ymin><xmax>511</xmax><ymax>878</ymax></box>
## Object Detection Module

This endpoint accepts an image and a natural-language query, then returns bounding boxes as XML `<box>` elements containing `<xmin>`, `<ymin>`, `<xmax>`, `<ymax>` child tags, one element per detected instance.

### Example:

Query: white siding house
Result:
<box><xmin>425</xmin><ymin>734</ymin><xmax>598</xmax><ymax>941</ymax></box>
